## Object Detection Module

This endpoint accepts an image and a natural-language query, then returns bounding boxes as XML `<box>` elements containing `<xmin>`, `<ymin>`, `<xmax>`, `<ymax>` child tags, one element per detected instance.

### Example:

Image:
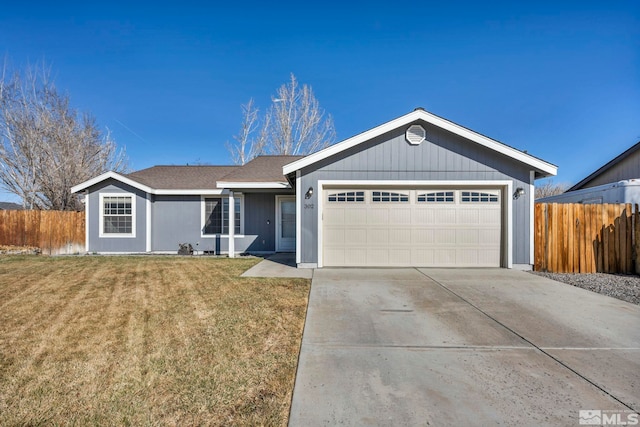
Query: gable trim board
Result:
<box><xmin>316</xmin><ymin>180</ymin><xmax>512</xmax><ymax>268</ymax></box>
<box><xmin>283</xmin><ymin>109</ymin><xmax>557</xmax><ymax>178</ymax></box>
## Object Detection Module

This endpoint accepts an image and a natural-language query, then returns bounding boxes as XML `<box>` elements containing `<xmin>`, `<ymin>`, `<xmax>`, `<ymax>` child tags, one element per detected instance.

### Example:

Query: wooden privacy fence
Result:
<box><xmin>535</xmin><ymin>203</ymin><xmax>640</xmax><ymax>274</ymax></box>
<box><xmin>0</xmin><ymin>210</ymin><xmax>85</xmax><ymax>255</ymax></box>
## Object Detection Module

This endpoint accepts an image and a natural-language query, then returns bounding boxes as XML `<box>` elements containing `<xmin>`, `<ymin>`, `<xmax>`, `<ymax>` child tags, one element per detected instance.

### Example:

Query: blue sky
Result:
<box><xmin>1</xmin><ymin>1</ymin><xmax>638</xmax><ymax>201</ymax></box>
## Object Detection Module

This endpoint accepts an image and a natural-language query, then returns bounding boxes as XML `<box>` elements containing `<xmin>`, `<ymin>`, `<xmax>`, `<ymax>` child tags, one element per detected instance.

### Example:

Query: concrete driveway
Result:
<box><xmin>289</xmin><ymin>268</ymin><xmax>640</xmax><ymax>426</ymax></box>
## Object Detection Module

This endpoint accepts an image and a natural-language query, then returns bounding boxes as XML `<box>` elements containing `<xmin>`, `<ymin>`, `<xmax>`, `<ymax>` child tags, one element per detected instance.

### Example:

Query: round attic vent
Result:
<box><xmin>406</xmin><ymin>124</ymin><xmax>426</xmax><ymax>145</ymax></box>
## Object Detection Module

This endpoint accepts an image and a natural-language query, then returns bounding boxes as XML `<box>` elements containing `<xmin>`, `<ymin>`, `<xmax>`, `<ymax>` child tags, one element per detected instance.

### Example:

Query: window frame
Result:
<box><xmin>417</xmin><ymin>191</ymin><xmax>455</xmax><ymax>203</ymax></box>
<box><xmin>99</xmin><ymin>193</ymin><xmax>136</xmax><ymax>238</ymax></box>
<box><xmin>460</xmin><ymin>191</ymin><xmax>500</xmax><ymax>203</ymax></box>
<box><xmin>327</xmin><ymin>191</ymin><xmax>365</xmax><ymax>203</ymax></box>
<box><xmin>371</xmin><ymin>191</ymin><xmax>410</xmax><ymax>203</ymax></box>
<box><xmin>201</xmin><ymin>195</ymin><xmax>244</xmax><ymax>237</ymax></box>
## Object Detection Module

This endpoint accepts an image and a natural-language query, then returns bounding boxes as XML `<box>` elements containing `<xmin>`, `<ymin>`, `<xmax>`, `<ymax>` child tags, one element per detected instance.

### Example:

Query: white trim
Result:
<box><xmin>216</xmin><ymin>181</ymin><xmax>291</xmax><ymax>189</ymax></box>
<box><xmin>529</xmin><ymin>170</ymin><xmax>535</xmax><ymax>266</ymax></box>
<box><xmin>154</xmin><ymin>189</ymin><xmax>224</xmax><ymax>195</ymax></box>
<box><xmin>99</xmin><ymin>192</ymin><xmax>137</xmax><ymax>238</ymax></box>
<box><xmin>276</xmin><ymin>195</ymin><xmax>296</xmax><ymax>252</ymax></box>
<box><xmin>84</xmin><ymin>191</ymin><xmax>89</xmax><ymax>251</ymax></box>
<box><xmin>316</xmin><ymin>180</ymin><xmax>513</xmax><ymax>268</ymax></box>
<box><xmin>71</xmin><ymin>171</ymin><xmax>226</xmax><ymax>196</ymax></box>
<box><xmin>73</xmin><ymin>172</ymin><xmax>152</xmax><ymax>194</ymax></box>
<box><xmin>295</xmin><ymin>171</ymin><xmax>301</xmax><ymax>264</ymax></box>
<box><xmin>146</xmin><ymin>193</ymin><xmax>152</xmax><ymax>252</ymax></box>
<box><xmin>228</xmin><ymin>191</ymin><xmax>235</xmax><ymax>258</ymax></box>
<box><xmin>283</xmin><ymin>109</ymin><xmax>558</xmax><ymax>177</ymax></box>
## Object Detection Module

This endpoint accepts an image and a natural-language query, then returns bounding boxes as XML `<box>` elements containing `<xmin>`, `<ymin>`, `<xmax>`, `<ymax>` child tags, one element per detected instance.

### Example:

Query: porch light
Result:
<box><xmin>305</xmin><ymin>187</ymin><xmax>314</xmax><ymax>199</ymax></box>
<box><xmin>513</xmin><ymin>187</ymin><xmax>525</xmax><ymax>199</ymax></box>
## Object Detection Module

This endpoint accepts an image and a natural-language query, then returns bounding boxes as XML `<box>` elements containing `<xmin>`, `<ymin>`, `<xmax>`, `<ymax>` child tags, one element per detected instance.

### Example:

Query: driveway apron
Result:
<box><xmin>288</xmin><ymin>268</ymin><xmax>640</xmax><ymax>426</ymax></box>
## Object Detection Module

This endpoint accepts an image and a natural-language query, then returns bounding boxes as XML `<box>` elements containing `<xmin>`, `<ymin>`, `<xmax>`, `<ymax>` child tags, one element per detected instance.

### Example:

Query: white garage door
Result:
<box><xmin>322</xmin><ymin>189</ymin><xmax>502</xmax><ymax>267</ymax></box>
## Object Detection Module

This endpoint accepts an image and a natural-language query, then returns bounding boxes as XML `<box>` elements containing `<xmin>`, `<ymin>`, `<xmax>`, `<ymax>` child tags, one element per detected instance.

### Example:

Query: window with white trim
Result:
<box><xmin>100</xmin><ymin>193</ymin><xmax>136</xmax><ymax>237</ymax></box>
<box><xmin>327</xmin><ymin>191</ymin><xmax>365</xmax><ymax>202</ymax></box>
<box><xmin>203</xmin><ymin>196</ymin><xmax>242</xmax><ymax>235</ymax></box>
<box><xmin>417</xmin><ymin>191</ymin><xmax>454</xmax><ymax>203</ymax></box>
<box><xmin>461</xmin><ymin>191</ymin><xmax>499</xmax><ymax>203</ymax></box>
<box><xmin>372</xmin><ymin>191</ymin><xmax>409</xmax><ymax>202</ymax></box>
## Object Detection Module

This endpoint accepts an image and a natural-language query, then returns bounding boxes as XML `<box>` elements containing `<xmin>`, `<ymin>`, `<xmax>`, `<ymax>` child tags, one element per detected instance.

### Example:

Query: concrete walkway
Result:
<box><xmin>241</xmin><ymin>253</ymin><xmax>312</xmax><ymax>278</ymax></box>
<box><xmin>289</xmin><ymin>268</ymin><xmax>640</xmax><ymax>426</ymax></box>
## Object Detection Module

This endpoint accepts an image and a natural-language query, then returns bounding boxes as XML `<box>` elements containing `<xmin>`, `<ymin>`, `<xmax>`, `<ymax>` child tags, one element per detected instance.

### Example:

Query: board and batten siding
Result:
<box><xmin>298</xmin><ymin>122</ymin><xmax>534</xmax><ymax>266</ymax></box>
<box><xmin>152</xmin><ymin>192</ymin><xmax>286</xmax><ymax>253</ymax></box>
<box><xmin>88</xmin><ymin>182</ymin><xmax>288</xmax><ymax>254</ymax></box>
<box><xmin>87</xmin><ymin>179</ymin><xmax>148</xmax><ymax>253</ymax></box>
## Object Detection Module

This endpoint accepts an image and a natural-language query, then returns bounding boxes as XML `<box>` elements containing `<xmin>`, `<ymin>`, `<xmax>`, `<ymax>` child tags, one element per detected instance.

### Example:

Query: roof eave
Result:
<box><xmin>216</xmin><ymin>181</ymin><xmax>291</xmax><ymax>189</ymax></box>
<box><xmin>71</xmin><ymin>171</ymin><xmax>153</xmax><ymax>194</ymax></box>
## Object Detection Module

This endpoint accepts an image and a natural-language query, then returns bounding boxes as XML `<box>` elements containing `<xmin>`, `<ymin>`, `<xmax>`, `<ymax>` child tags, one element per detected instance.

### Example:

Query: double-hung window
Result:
<box><xmin>203</xmin><ymin>196</ymin><xmax>242</xmax><ymax>235</ymax></box>
<box><xmin>100</xmin><ymin>193</ymin><xmax>136</xmax><ymax>237</ymax></box>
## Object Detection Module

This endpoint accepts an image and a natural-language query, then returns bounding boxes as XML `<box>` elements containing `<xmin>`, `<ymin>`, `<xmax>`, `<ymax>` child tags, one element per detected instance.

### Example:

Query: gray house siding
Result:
<box><xmin>87</xmin><ymin>181</ymin><xmax>289</xmax><ymax>254</ymax></box>
<box><xmin>298</xmin><ymin>122</ymin><xmax>534</xmax><ymax>266</ymax></box>
<box><xmin>149</xmin><ymin>192</ymin><xmax>286</xmax><ymax>254</ymax></box>
<box><xmin>87</xmin><ymin>180</ymin><xmax>148</xmax><ymax>253</ymax></box>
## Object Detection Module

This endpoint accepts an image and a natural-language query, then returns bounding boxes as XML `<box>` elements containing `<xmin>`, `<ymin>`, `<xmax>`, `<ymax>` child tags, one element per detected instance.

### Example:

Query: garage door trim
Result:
<box><xmin>316</xmin><ymin>180</ymin><xmax>513</xmax><ymax>268</ymax></box>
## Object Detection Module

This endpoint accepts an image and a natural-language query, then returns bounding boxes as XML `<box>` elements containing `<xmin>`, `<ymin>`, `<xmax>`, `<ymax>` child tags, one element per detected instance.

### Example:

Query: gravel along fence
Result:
<box><xmin>530</xmin><ymin>272</ymin><xmax>640</xmax><ymax>306</ymax></box>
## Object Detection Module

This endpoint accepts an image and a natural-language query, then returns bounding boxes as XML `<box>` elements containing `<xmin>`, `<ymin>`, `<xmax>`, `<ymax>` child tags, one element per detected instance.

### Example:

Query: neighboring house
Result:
<box><xmin>0</xmin><ymin>202</ymin><xmax>24</xmax><ymax>210</ymax></box>
<box><xmin>72</xmin><ymin>108</ymin><xmax>557</xmax><ymax>269</ymax></box>
<box><xmin>538</xmin><ymin>140</ymin><xmax>640</xmax><ymax>204</ymax></box>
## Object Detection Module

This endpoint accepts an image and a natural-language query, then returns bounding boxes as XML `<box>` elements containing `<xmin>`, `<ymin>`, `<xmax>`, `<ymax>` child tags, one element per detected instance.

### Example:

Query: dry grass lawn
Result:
<box><xmin>0</xmin><ymin>256</ymin><xmax>310</xmax><ymax>426</ymax></box>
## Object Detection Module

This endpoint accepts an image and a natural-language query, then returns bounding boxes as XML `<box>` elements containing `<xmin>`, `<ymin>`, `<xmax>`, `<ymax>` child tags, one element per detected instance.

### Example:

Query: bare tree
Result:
<box><xmin>226</xmin><ymin>99</ymin><xmax>267</xmax><ymax>165</ymax></box>
<box><xmin>535</xmin><ymin>179</ymin><xmax>570</xmax><ymax>199</ymax></box>
<box><xmin>228</xmin><ymin>74</ymin><xmax>335</xmax><ymax>164</ymax></box>
<box><xmin>0</xmin><ymin>61</ymin><xmax>127</xmax><ymax>210</ymax></box>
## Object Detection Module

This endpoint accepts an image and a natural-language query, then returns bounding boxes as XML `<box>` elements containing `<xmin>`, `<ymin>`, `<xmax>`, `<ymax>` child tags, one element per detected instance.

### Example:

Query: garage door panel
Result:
<box><xmin>389</xmin><ymin>209</ymin><xmax>411</xmax><ymax>224</ymax></box>
<box><xmin>344</xmin><ymin>248</ymin><xmax>367</xmax><ymax>265</ymax></box>
<box><xmin>345</xmin><ymin>228</ymin><xmax>367</xmax><ymax>245</ymax></box>
<box><xmin>389</xmin><ymin>249</ymin><xmax>412</xmax><ymax>266</ymax></box>
<box><xmin>323</xmin><ymin>188</ymin><xmax>502</xmax><ymax>267</ymax></box>
<box><xmin>367</xmin><ymin>208</ymin><xmax>389</xmax><ymax>224</ymax></box>
<box><xmin>389</xmin><ymin>229</ymin><xmax>412</xmax><ymax>244</ymax></box>
<box><xmin>345</xmin><ymin>208</ymin><xmax>367</xmax><ymax>224</ymax></box>
<box><xmin>324</xmin><ymin>208</ymin><xmax>346</xmax><ymax>225</ymax></box>
<box><xmin>434</xmin><ymin>209</ymin><xmax>457</xmax><ymax>224</ymax></box>
<box><xmin>456</xmin><ymin>229</ymin><xmax>480</xmax><ymax>244</ymax></box>
<box><xmin>367</xmin><ymin>228</ymin><xmax>389</xmax><ymax>245</ymax></box>
<box><xmin>412</xmin><ymin>229</ymin><xmax>434</xmax><ymax>244</ymax></box>
<box><xmin>324</xmin><ymin>227</ymin><xmax>346</xmax><ymax>245</ymax></box>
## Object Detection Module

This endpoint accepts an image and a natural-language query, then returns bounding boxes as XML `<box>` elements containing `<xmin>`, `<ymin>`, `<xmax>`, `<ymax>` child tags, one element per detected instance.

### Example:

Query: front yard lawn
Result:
<box><xmin>0</xmin><ymin>256</ymin><xmax>310</xmax><ymax>426</ymax></box>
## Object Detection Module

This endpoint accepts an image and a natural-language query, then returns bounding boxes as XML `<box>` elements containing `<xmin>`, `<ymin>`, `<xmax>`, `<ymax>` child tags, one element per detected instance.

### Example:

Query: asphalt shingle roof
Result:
<box><xmin>217</xmin><ymin>155</ymin><xmax>304</xmax><ymax>183</ymax></box>
<box><xmin>126</xmin><ymin>166</ymin><xmax>239</xmax><ymax>189</ymax></box>
<box><xmin>123</xmin><ymin>155</ymin><xmax>303</xmax><ymax>190</ymax></box>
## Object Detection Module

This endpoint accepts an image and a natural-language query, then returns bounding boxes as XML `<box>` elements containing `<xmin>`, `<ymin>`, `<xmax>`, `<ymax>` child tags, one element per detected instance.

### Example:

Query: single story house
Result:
<box><xmin>538</xmin><ymin>140</ymin><xmax>640</xmax><ymax>204</ymax></box>
<box><xmin>72</xmin><ymin>108</ymin><xmax>557</xmax><ymax>269</ymax></box>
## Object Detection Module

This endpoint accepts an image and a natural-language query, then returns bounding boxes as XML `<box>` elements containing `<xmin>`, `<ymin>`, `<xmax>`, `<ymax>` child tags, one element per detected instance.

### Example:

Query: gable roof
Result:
<box><xmin>568</xmin><ymin>141</ymin><xmax>640</xmax><ymax>191</ymax></box>
<box><xmin>282</xmin><ymin>108</ymin><xmax>557</xmax><ymax>178</ymax></box>
<box><xmin>216</xmin><ymin>155</ymin><xmax>303</xmax><ymax>188</ymax></box>
<box><xmin>71</xmin><ymin>156</ymin><xmax>300</xmax><ymax>194</ymax></box>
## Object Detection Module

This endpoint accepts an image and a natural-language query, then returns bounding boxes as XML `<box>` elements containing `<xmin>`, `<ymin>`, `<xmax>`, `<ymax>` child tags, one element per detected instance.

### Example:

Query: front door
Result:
<box><xmin>276</xmin><ymin>196</ymin><xmax>296</xmax><ymax>252</ymax></box>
